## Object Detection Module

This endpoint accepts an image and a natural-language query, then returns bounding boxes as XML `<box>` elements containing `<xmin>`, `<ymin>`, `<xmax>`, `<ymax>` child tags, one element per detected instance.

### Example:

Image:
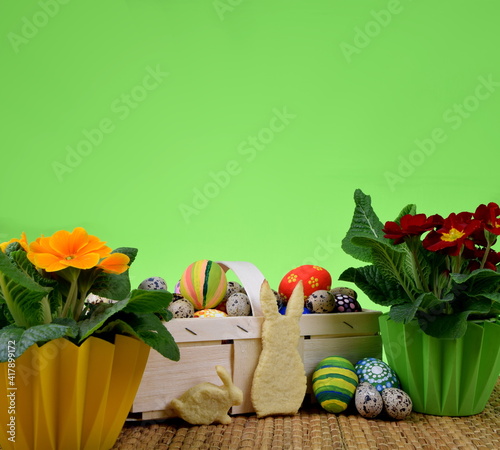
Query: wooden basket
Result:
<box><xmin>130</xmin><ymin>261</ymin><xmax>382</xmax><ymax>420</ymax></box>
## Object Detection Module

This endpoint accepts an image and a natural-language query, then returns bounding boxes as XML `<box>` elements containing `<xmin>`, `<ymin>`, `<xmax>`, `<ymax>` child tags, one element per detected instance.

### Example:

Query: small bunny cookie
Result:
<box><xmin>170</xmin><ymin>365</ymin><xmax>243</xmax><ymax>425</ymax></box>
<box><xmin>251</xmin><ymin>280</ymin><xmax>307</xmax><ymax>417</ymax></box>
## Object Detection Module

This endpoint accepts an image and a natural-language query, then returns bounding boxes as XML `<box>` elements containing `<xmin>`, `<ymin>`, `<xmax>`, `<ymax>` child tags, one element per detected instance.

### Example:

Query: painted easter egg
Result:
<box><xmin>194</xmin><ymin>308</ymin><xmax>228</xmax><ymax>318</ymax></box>
<box><xmin>355</xmin><ymin>358</ymin><xmax>400</xmax><ymax>392</ymax></box>
<box><xmin>333</xmin><ymin>294</ymin><xmax>362</xmax><ymax>313</ymax></box>
<box><xmin>312</xmin><ymin>356</ymin><xmax>358</xmax><ymax>413</ymax></box>
<box><xmin>278</xmin><ymin>265</ymin><xmax>332</xmax><ymax>302</ymax></box>
<box><xmin>180</xmin><ymin>260</ymin><xmax>227</xmax><ymax>310</ymax></box>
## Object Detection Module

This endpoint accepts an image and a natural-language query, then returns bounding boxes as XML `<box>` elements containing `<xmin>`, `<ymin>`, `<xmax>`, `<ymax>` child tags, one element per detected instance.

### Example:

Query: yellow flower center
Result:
<box><xmin>441</xmin><ymin>228</ymin><xmax>465</xmax><ymax>242</ymax></box>
<box><xmin>66</xmin><ymin>256</ymin><xmax>74</xmax><ymax>260</ymax></box>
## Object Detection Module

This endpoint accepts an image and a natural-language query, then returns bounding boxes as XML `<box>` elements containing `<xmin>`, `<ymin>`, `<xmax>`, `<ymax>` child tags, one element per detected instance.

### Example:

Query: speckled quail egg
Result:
<box><xmin>330</xmin><ymin>287</ymin><xmax>358</xmax><ymax>300</ymax></box>
<box><xmin>168</xmin><ymin>298</ymin><xmax>194</xmax><ymax>318</ymax></box>
<box><xmin>305</xmin><ymin>290</ymin><xmax>335</xmax><ymax>313</ymax></box>
<box><xmin>355</xmin><ymin>382</ymin><xmax>384</xmax><ymax>418</ymax></box>
<box><xmin>226</xmin><ymin>292</ymin><xmax>251</xmax><ymax>316</ymax></box>
<box><xmin>225</xmin><ymin>281</ymin><xmax>245</xmax><ymax>300</ymax></box>
<box><xmin>272</xmin><ymin>289</ymin><xmax>284</xmax><ymax>309</ymax></box>
<box><xmin>138</xmin><ymin>276</ymin><xmax>168</xmax><ymax>291</ymax></box>
<box><xmin>333</xmin><ymin>293</ymin><xmax>362</xmax><ymax>312</ymax></box>
<box><xmin>172</xmin><ymin>293</ymin><xmax>185</xmax><ymax>302</ymax></box>
<box><xmin>381</xmin><ymin>388</ymin><xmax>412</xmax><ymax>420</ymax></box>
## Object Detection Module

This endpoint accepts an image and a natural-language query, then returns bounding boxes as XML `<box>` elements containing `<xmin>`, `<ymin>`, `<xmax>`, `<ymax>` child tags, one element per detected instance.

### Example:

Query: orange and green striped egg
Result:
<box><xmin>312</xmin><ymin>356</ymin><xmax>358</xmax><ymax>413</ymax></box>
<box><xmin>179</xmin><ymin>260</ymin><xmax>227</xmax><ymax>310</ymax></box>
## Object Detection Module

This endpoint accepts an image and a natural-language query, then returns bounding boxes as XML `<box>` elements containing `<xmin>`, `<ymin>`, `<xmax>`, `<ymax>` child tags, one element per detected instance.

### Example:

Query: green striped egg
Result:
<box><xmin>312</xmin><ymin>356</ymin><xmax>358</xmax><ymax>413</ymax></box>
<box><xmin>180</xmin><ymin>260</ymin><xmax>227</xmax><ymax>310</ymax></box>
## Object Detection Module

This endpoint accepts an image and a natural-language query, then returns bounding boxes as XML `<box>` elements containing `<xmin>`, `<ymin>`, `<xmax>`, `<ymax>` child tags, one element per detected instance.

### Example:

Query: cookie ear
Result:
<box><xmin>259</xmin><ymin>280</ymin><xmax>280</xmax><ymax>318</ymax></box>
<box><xmin>285</xmin><ymin>280</ymin><xmax>304</xmax><ymax>319</ymax></box>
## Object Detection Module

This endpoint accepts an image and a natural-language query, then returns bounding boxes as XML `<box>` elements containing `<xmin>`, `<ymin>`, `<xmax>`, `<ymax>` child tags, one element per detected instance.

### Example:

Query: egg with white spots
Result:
<box><xmin>355</xmin><ymin>382</ymin><xmax>383</xmax><ymax>418</ymax></box>
<box><xmin>168</xmin><ymin>298</ymin><xmax>194</xmax><ymax>318</ymax></box>
<box><xmin>138</xmin><ymin>276</ymin><xmax>168</xmax><ymax>291</ymax></box>
<box><xmin>305</xmin><ymin>290</ymin><xmax>335</xmax><ymax>313</ymax></box>
<box><xmin>381</xmin><ymin>388</ymin><xmax>412</xmax><ymax>420</ymax></box>
<box><xmin>333</xmin><ymin>294</ymin><xmax>362</xmax><ymax>313</ymax></box>
<box><xmin>355</xmin><ymin>358</ymin><xmax>400</xmax><ymax>392</ymax></box>
<box><xmin>226</xmin><ymin>292</ymin><xmax>251</xmax><ymax>316</ymax></box>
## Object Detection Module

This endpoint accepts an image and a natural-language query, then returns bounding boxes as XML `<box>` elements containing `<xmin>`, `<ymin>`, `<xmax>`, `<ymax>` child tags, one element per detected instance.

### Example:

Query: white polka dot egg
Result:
<box><xmin>355</xmin><ymin>357</ymin><xmax>400</xmax><ymax>392</ymax></box>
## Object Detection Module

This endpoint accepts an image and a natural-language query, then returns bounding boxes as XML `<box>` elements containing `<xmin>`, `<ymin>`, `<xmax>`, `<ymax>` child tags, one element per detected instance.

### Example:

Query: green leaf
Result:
<box><xmin>450</xmin><ymin>269</ymin><xmax>500</xmax><ymax>294</ymax></box>
<box><xmin>122</xmin><ymin>289</ymin><xmax>173</xmax><ymax>314</ymax></box>
<box><xmin>0</xmin><ymin>303</ymin><xmax>13</xmax><ymax>328</ymax></box>
<box><xmin>416</xmin><ymin>295</ymin><xmax>494</xmax><ymax>339</ymax></box>
<box><xmin>341</xmin><ymin>189</ymin><xmax>386</xmax><ymax>263</ymax></box>
<box><xmin>94</xmin><ymin>314</ymin><xmax>179</xmax><ymax>360</ymax></box>
<box><xmin>123</xmin><ymin>313</ymin><xmax>180</xmax><ymax>361</ymax></box>
<box><xmin>339</xmin><ymin>265</ymin><xmax>409</xmax><ymax>306</ymax></box>
<box><xmin>88</xmin><ymin>247</ymin><xmax>138</xmax><ymax>301</ymax></box>
<box><xmin>0</xmin><ymin>251</ymin><xmax>52</xmax><ymax>327</ymax></box>
<box><xmin>77</xmin><ymin>300</ymin><xmax>129</xmax><ymax>342</ymax></box>
<box><xmin>350</xmin><ymin>236</ymin><xmax>415</xmax><ymax>299</ymax></box>
<box><xmin>394</xmin><ymin>204</ymin><xmax>417</xmax><ymax>223</ymax></box>
<box><xmin>0</xmin><ymin>323</ymin><xmax>76</xmax><ymax>361</ymax></box>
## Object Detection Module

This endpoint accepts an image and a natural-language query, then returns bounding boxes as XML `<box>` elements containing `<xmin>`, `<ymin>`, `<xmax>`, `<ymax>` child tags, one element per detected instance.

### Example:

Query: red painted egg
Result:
<box><xmin>278</xmin><ymin>265</ymin><xmax>332</xmax><ymax>302</ymax></box>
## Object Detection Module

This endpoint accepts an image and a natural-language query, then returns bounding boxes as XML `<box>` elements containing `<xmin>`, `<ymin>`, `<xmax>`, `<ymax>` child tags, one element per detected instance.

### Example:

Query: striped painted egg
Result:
<box><xmin>312</xmin><ymin>356</ymin><xmax>358</xmax><ymax>413</ymax></box>
<box><xmin>180</xmin><ymin>260</ymin><xmax>227</xmax><ymax>310</ymax></box>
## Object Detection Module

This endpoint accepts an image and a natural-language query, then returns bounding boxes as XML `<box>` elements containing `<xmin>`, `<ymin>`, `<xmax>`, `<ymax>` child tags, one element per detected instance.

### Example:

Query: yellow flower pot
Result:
<box><xmin>0</xmin><ymin>335</ymin><xmax>150</xmax><ymax>450</ymax></box>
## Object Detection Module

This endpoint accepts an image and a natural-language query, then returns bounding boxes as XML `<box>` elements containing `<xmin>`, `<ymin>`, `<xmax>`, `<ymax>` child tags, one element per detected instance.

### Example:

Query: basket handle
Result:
<box><xmin>216</xmin><ymin>261</ymin><xmax>265</xmax><ymax>317</ymax></box>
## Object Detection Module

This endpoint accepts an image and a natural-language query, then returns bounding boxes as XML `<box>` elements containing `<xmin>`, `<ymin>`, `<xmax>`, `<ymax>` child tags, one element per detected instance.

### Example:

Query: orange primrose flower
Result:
<box><xmin>27</xmin><ymin>227</ymin><xmax>113</xmax><ymax>272</ymax></box>
<box><xmin>0</xmin><ymin>232</ymin><xmax>29</xmax><ymax>253</ymax></box>
<box><xmin>97</xmin><ymin>252</ymin><xmax>130</xmax><ymax>274</ymax></box>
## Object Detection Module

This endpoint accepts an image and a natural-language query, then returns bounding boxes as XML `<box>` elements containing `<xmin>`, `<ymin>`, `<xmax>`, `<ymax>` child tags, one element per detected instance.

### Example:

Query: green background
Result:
<box><xmin>1</xmin><ymin>0</ymin><xmax>499</xmax><ymax>311</ymax></box>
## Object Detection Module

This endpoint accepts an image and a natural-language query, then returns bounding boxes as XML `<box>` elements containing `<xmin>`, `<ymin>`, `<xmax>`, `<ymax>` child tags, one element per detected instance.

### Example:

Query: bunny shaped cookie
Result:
<box><xmin>170</xmin><ymin>365</ymin><xmax>243</xmax><ymax>425</ymax></box>
<box><xmin>251</xmin><ymin>280</ymin><xmax>307</xmax><ymax>417</ymax></box>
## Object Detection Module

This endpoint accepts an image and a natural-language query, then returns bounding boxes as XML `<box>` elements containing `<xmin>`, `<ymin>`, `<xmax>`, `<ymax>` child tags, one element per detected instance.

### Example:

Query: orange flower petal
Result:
<box><xmin>80</xmin><ymin>234</ymin><xmax>112</xmax><ymax>258</ymax></box>
<box><xmin>62</xmin><ymin>252</ymin><xmax>101</xmax><ymax>270</ymax></box>
<box><xmin>48</xmin><ymin>229</ymin><xmax>72</xmax><ymax>256</ymax></box>
<box><xmin>32</xmin><ymin>253</ymin><xmax>67</xmax><ymax>272</ymax></box>
<box><xmin>67</xmin><ymin>227</ymin><xmax>91</xmax><ymax>254</ymax></box>
<box><xmin>1</xmin><ymin>232</ymin><xmax>30</xmax><ymax>253</ymax></box>
<box><xmin>98</xmin><ymin>253</ymin><xmax>130</xmax><ymax>274</ymax></box>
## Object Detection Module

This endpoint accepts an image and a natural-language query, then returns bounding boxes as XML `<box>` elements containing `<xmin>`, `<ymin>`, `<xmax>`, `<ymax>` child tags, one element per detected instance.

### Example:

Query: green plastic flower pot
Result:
<box><xmin>379</xmin><ymin>313</ymin><xmax>500</xmax><ymax>416</ymax></box>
